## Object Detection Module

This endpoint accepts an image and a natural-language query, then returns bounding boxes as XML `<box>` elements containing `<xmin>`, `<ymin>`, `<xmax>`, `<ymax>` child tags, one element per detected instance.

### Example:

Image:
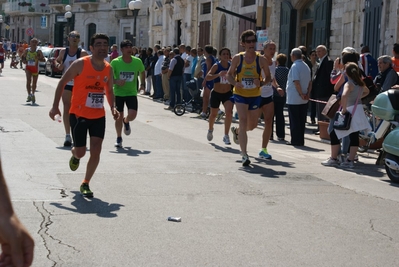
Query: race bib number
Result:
<box><xmin>85</xmin><ymin>93</ymin><xmax>104</xmax><ymax>109</ymax></box>
<box><xmin>27</xmin><ymin>60</ymin><xmax>35</xmax><ymax>66</ymax></box>
<box><xmin>241</xmin><ymin>78</ymin><xmax>256</xmax><ymax>89</ymax></box>
<box><xmin>220</xmin><ymin>76</ymin><xmax>229</xmax><ymax>84</ymax></box>
<box><xmin>0</xmin><ymin>53</ymin><xmax>3</xmax><ymax>57</ymax></box>
<box><xmin>119</xmin><ymin>71</ymin><xmax>134</xmax><ymax>82</ymax></box>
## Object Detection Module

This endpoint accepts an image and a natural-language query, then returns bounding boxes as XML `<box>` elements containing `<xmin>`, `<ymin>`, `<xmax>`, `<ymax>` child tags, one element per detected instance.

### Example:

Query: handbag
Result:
<box><xmin>322</xmin><ymin>94</ymin><xmax>341</xmax><ymax>119</ymax></box>
<box><xmin>332</xmin><ymin>84</ymin><xmax>363</xmax><ymax>130</ymax></box>
<box><xmin>333</xmin><ymin>111</ymin><xmax>352</xmax><ymax>130</ymax></box>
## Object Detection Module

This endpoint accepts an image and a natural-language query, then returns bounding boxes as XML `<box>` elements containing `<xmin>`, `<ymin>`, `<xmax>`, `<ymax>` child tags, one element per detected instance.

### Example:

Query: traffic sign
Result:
<box><xmin>26</xmin><ymin>27</ymin><xmax>34</xmax><ymax>36</ymax></box>
<box><xmin>5</xmin><ymin>24</ymin><xmax>10</xmax><ymax>30</ymax></box>
<box><xmin>40</xmin><ymin>16</ymin><xmax>47</xmax><ymax>29</ymax></box>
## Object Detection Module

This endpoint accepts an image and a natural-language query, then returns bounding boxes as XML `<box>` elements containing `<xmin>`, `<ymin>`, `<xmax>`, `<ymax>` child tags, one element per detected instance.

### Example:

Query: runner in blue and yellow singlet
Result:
<box><xmin>226</xmin><ymin>30</ymin><xmax>271</xmax><ymax>166</ymax></box>
<box><xmin>21</xmin><ymin>38</ymin><xmax>45</xmax><ymax>104</ymax></box>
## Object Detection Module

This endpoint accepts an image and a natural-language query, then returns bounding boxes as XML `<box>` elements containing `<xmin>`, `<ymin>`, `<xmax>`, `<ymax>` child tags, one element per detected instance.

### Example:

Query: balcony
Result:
<box><xmin>4</xmin><ymin>2</ymin><xmax>29</xmax><ymax>15</ymax></box>
<box><xmin>111</xmin><ymin>0</ymin><xmax>129</xmax><ymax>10</ymax></box>
<box><xmin>73</xmin><ymin>0</ymin><xmax>99</xmax><ymax>11</ymax></box>
<box><xmin>48</xmin><ymin>0</ymin><xmax>70</xmax><ymax>12</ymax></box>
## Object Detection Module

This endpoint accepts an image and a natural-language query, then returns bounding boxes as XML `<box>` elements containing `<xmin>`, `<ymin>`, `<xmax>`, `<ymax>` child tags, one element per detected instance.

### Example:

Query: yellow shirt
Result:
<box><xmin>234</xmin><ymin>52</ymin><xmax>261</xmax><ymax>97</ymax></box>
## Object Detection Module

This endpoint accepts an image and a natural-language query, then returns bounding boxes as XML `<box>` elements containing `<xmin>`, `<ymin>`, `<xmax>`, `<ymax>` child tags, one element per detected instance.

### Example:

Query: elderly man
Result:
<box><xmin>312</xmin><ymin>45</ymin><xmax>334</xmax><ymax>133</ymax></box>
<box><xmin>374</xmin><ymin>55</ymin><xmax>398</xmax><ymax>92</ymax></box>
<box><xmin>286</xmin><ymin>48</ymin><xmax>312</xmax><ymax>146</ymax></box>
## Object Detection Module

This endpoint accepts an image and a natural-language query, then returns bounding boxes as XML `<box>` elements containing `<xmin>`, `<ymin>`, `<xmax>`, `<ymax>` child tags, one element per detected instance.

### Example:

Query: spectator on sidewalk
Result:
<box><xmin>194</xmin><ymin>47</ymin><xmax>205</xmax><ymax>91</ymax></box>
<box><xmin>153</xmin><ymin>49</ymin><xmax>165</xmax><ymax>100</ymax></box>
<box><xmin>286</xmin><ymin>48</ymin><xmax>311</xmax><ymax>146</ymax></box>
<box><xmin>360</xmin><ymin>45</ymin><xmax>378</xmax><ymax>79</ymax></box>
<box><xmin>110</xmin><ymin>44</ymin><xmax>119</xmax><ymax>61</ymax></box>
<box><xmin>144</xmin><ymin>47</ymin><xmax>154</xmax><ymax>95</ymax></box>
<box><xmin>164</xmin><ymin>48</ymin><xmax>184</xmax><ymax>110</ymax></box>
<box><xmin>312</xmin><ymin>45</ymin><xmax>334</xmax><ymax>133</ymax></box>
<box><xmin>161</xmin><ymin>47</ymin><xmax>171</xmax><ymax>103</ymax></box>
<box><xmin>182</xmin><ymin>46</ymin><xmax>193</xmax><ymax>103</ymax></box>
<box><xmin>374</xmin><ymin>55</ymin><xmax>399</xmax><ymax>92</ymax></box>
<box><xmin>273</xmin><ymin>53</ymin><xmax>289</xmax><ymax>141</ymax></box>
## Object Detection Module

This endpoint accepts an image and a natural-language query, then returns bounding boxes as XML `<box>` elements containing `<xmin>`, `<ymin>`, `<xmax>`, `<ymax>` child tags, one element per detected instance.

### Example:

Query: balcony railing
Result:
<box><xmin>49</xmin><ymin>0</ymin><xmax>70</xmax><ymax>4</ymax></box>
<box><xmin>4</xmin><ymin>2</ymin><xmax>29</xmax><ymax>14</ymax></box>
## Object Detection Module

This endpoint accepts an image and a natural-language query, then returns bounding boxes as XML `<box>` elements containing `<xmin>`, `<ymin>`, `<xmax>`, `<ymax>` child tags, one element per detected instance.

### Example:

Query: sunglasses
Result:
<box><xmin>69</xmin><ymin>34</ymin><xmax>80</xmax><ymax>38</ymax></box>
<box><xmin>245</xmin><ymin>39</ymin><xmax>257</xmax><ymax>44</ymax></box>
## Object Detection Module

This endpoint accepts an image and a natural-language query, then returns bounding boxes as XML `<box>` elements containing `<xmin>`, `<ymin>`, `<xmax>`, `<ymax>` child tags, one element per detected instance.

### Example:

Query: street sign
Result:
<box><xmin>256</xmin><ymin>29</ymin><xmax>268</xmax><ymax>51</ymax></box>
<box><xmin>40</xmin><ymin>16</ymin><xmax>47</xmax><ymax>29</ymax></box>
<box><xmin>26</xmin><ymin>27</ymin><xmax>34</xmax><ymax>36</ymax></box>
<box><xmin>5</xmin><ymin>24</ymin><xmax>10</xmax><ymax>30</ymax></box>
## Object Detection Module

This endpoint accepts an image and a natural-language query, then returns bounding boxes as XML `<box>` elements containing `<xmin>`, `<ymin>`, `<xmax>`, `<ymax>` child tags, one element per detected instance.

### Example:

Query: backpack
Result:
<box><xmin>63</xmin><ymin>47</ymin><xmax>82</xmax><ymax>63</ymax></box>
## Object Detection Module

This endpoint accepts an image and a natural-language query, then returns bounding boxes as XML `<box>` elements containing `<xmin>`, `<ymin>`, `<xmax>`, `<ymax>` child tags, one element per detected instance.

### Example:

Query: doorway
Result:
<box><xmin>176</xmin><ymin>19</ymin><xmax>182</xmax><ymax>45</ymax></box>
<box><xmin>300</xmin><ymin>1</ymin><xmax>314</xmax><ymax>52</ymax></box>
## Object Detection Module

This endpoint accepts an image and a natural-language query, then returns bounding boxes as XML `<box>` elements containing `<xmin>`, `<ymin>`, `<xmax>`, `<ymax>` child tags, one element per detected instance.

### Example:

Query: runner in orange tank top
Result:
<box><xmin>49</xmin><ymin>33</ymin><xmax>119</xmax><ymax>198</ymax></box>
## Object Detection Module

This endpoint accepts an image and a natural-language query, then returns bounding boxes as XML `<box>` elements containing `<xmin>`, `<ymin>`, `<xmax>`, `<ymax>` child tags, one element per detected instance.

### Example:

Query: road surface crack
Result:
<box><xmin>34</xmin><ymin>201</ymin><xmax>80</xmax><ymax>266</ymax></box>
<box><xmin>369</xmin><ymin>219</ymin><xmax>394</xmax><ymax>241</ymax></box>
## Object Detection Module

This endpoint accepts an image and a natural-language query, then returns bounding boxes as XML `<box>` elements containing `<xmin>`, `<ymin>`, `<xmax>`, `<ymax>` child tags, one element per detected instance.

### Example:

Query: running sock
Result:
<box><xmin>82</xmin><ymin>179</ymin><xmax>90</xmax><ymax>184</ymax></box>
<box><xmin>262</xmin><ymin>148</ymin><xmax>268</xmax><ymax>154</ymax></box>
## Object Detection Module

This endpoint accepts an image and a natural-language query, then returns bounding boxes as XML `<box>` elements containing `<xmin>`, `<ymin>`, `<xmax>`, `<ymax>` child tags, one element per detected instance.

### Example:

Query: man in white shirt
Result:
<box><xmin>182</xmin><ymin>46</ymin><xmax>193</xmax><ymax>102</ymax></box>
<box><xmin>154</xmin><ymin>49</ymin><xmax>165</xmax><ymax>100</ymax></box>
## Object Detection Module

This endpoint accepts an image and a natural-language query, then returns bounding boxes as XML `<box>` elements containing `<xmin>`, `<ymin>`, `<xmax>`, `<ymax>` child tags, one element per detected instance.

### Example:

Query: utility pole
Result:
<box><xmin>262</xmin><ymin>0</ymin><xmax>267</xmax><ymax>30</ymax></box>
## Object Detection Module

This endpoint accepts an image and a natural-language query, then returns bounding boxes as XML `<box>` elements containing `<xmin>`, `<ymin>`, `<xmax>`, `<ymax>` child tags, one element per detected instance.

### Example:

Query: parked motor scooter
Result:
<box><xmin>371</xmin><ymin>89</ymin><xmax>399</xmax><ymax>182</ymax></box>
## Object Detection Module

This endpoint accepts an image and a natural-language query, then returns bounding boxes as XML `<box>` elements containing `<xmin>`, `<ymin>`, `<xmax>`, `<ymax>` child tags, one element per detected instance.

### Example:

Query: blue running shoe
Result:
<box><xmin>259</xmin><ymin>150</ymin><xmax>272</xmax><ymax>159</ymax></box>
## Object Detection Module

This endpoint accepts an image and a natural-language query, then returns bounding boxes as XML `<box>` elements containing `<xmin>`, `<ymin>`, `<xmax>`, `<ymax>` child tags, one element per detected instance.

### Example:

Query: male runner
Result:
<box><xmin>49</xmin><ymin>33</ymin><xmax>119</xmax><ymax>197</ymax></box>
<box><xmin>226</xmin><ymin>30</ymin><xmax>271</xmax><ymax>166</ymax></box>
<box><xmin>110</xmin><ymin>39</ymin><xmax>145</xmax><ymax>147</ymax></box>
<box><xmin>55</xmin><ymin>31</ymin><xmax>88</xmax><ymax>147</ymax></box>
<box><xmin>21</xmin><ymin>38</ymin><xmax>45</xmax><ymax>104</ymax></box>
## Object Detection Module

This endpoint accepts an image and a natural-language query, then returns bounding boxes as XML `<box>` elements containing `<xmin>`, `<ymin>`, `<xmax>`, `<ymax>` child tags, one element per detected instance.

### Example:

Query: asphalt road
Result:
<box><xmin>0</xmin><ymin>65</ymin><xmax>398</xmax><ymax>267</ymax></box>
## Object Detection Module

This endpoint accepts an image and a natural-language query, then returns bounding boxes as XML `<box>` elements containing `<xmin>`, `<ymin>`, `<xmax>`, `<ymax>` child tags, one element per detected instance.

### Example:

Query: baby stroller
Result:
<box><xmin>174</xmin><ymin>78</ymin><xmax>204</xmax><ymax>116</ymax></box>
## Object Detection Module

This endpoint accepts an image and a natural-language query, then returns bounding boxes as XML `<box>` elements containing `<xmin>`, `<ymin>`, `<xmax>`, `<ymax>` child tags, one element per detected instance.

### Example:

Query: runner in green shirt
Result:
<box><xmin>110</xmin><ymin>39</ymin><xmax>145</xmax><ymax>147</ymax></box>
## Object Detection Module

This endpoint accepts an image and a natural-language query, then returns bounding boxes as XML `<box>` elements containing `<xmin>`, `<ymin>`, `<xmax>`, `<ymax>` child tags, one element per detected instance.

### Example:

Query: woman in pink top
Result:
<box><xmin>109</xmin><ymin>44</ymin><xmax>119</xmax><ymax>61</ymax></box>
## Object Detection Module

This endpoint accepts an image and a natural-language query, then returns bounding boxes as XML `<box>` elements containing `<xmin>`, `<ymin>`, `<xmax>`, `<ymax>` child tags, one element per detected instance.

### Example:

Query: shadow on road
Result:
<box><xmin>50</xmin><ymin>191</ymin><xmax>124</xmax><ymax>218</ymax></box>
<box><xmin>210</xmin><ymin>143</ymin><xmax>241</xmax><ymax>155</ymax></box>
<box><xmin>239</xmin><ymin>162</ymin><xmax>287</xmax><ymax>178</ymax></box>
<box><xmin>110</xmin><ymin>146</ymin><xmax>151</xmax><ymax>157</ymax></box>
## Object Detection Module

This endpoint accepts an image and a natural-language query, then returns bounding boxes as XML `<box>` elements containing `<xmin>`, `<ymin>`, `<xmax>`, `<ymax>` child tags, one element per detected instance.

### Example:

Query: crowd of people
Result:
<box><xmin>119</xmin><ymin>33</ymin><xmax>399</xmax><ymax>169</ymax></box>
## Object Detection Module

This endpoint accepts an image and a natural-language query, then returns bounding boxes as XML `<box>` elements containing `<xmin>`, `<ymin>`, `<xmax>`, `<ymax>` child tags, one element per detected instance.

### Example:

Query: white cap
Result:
<box><xmin>342</xmin><ymin>47</ymin><xmax>357</xmax><ymax>54</ymax></box>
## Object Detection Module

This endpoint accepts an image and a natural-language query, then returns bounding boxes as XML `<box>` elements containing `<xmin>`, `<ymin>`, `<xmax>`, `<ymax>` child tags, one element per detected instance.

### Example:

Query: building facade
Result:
<box><xmin>1</xmin><ymin>0</ymin><xmax>398</xmax><ymax>60</ymax></box>
<box><xmin>147</xmin><ymin>0</ymin><xmax>398</xmax><ymax>59</ymax></box>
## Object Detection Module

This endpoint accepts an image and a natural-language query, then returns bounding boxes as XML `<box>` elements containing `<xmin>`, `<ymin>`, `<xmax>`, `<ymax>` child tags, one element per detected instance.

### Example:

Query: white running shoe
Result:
<box><xmin>321</xmin><ymin>157</ymin><xmax>339</xmax><ymax>166</ymax></box>
<box><xmin>207</xmin><ymin>130</ymin><xmax>213</xmax><ymax>141</ymax></box>
<box><xmin>223</xmin><ymin>135</ymin><xmax>231</xmax><ymax>145</ymax></box>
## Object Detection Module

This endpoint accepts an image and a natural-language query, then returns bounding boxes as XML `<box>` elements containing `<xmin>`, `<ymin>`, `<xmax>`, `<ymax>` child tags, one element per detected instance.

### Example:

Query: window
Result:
<box><xmin>201</xmin><ymin>2</ymin><xmax>211</xmax><ymax>14</ymax></box>
<box><xmin>242</xmin><ymin>0</ymin><xmax>255</xmax><ymax>7</ymax></box>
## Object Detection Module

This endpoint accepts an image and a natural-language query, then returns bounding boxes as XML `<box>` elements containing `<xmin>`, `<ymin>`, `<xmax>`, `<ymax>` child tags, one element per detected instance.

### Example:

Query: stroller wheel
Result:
<box><xmin>174</xmin><ymin>104</ymin><xmax>186</xmax><ymax>116</ymax></box>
